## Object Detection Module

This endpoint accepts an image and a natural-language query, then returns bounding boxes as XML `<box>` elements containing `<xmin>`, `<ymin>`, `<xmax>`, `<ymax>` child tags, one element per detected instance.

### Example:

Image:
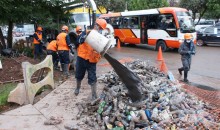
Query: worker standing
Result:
<box><xmin>33</xmin><ymin>26</ymin><xmax>43</xmax><ymax>60</ymax></box>
<box><xmin>178</xmin><ymin>33</ymin><xmax>196</xmax><ymax>82</ymax></box>
<box><xmin>46</xmin><ymin>40</ymin><xmax>59</xmax><ymax>70</ymax></box>
<box><xmin>74</xmin><ymin>19</ymin><xmax>107</xmax><ymax>100</ymax></box>
<box><xmin>56</xmin><ymin>25</ymin><xmax>75</xmax><ymax>77</ymax></box>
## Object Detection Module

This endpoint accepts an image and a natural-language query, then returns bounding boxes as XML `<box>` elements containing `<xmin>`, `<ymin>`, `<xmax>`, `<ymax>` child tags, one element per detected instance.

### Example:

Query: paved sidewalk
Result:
<box><xmin>0</xmin><ymin>77</ymin><xmax>104</xmax><ymax>130</ymax></box>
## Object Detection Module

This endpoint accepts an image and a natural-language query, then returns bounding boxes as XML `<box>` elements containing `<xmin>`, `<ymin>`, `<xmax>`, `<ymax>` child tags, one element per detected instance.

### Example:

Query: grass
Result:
<box><xmin>0</xmin><ymin>83</ymin><xmax>17</xmax><ymax>106</ymax></box>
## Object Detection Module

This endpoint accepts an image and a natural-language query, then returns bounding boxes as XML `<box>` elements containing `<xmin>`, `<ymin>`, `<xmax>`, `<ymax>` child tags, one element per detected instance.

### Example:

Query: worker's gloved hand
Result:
<box><xmin>187</xmin><ymin>51</ymin><xmax>192</xmax><ymax>54</ymax></box>
<box><xmin>81</xmin><ymin>35</ymin><xmax>87</xmax><ymax>42</ymax></box>
<box><xmin>69</xmin><ymin>44</ymin><xmax>75</xmax><ymax>54</ymax></box>
<box><xmin>38</xmin><ymin>40</ymin><xmax>43</xmax><ymax>45</ymax></box>
<box><xmin>78</xmin><ymin>33</ymin><xmax>87</xmax><ymax>44</ymax></box>
<box><xmin>191</xmin><ymin>51</ymin><xmax>196</xmax><ymax>55</ymax></box>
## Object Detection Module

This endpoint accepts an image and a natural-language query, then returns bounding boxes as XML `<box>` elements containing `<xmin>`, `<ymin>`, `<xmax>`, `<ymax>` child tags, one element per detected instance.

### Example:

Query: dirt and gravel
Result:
<box><xmin>0</xmin><ymin>55</ymin><xmax>66</xmax><ymax>112</ymax></box>
<box><xmin>0</xmin><ymin>56</ymin><xmax>37</xmax><ymax>82</ymax></box>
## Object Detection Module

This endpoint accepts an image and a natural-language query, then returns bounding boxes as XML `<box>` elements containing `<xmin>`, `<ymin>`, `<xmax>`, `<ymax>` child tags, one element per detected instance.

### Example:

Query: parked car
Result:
<box><xmin>197</xmin><ymin>26</ymin><xmax>220</xmax><ymax>46</ymax></box>
<box><xmin>194</xmin><ymin>19</ymin><xmax>215</xmax><ymax>31</ymax></box>
<box><xmin>13</xmin><ymin>28</ymin><xmax>25</xmax><ymax>37</ymax></box>
<box><xmin>196</xmin><ymin>26</ymin><xmax>207</xmax><ymax>35</ymax></box>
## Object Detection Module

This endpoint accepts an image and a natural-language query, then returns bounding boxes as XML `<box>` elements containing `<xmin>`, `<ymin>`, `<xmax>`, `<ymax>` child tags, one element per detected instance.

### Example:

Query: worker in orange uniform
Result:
<box><xmin>74</xmin><ymin>19</ymin><xmax>107</xmax><ymax>100</ymax></box>
<box><xmin>46</xmin><ymin>40</ymin><xmax>59</xmax><ymax>70</ymax></box>
<box><xmin>56</xmin><ymin>25</ymin><xmax>75</xmax><ymax>77</ymax></box>
<box><xmin>33</xmin><ymin>26</ymin><xmax>43</xmax><ymax>60</ymax></box>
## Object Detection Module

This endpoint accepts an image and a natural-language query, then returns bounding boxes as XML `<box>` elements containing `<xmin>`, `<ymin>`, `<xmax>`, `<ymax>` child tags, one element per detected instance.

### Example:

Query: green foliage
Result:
<box><xmin>204</xmin><ymin>0</ymin><xmax>220</xmax><ymax>19</ymax></box>
<box><xmin>0</xmin><ymin>0</ymin><xmax>69</xmax><ymax>49</ymax></box>
<box><xmin>128</xmin><ymin>0</ymin><xmax>169</xmax><ymax>10</ymax></box>
<box><xmin>0</xmin><ymin>83</ymin><xmax>17</xmax><ymax>106</ymax></box>
<box><xmin>23</xmin><ymin>47</ymin><xmax>34</xmax><ymax>58</ymax></box>
<box><xmin>94</xmin><ymin>0</ymin><xmax>169</xmax><ymax>13</ymax></box>
<box><xmin>95</xmin><ymin>0</ymin><xmax>126</xmax><ymax>12</ymax></box>
<box><xmin>179</xmin><ymin>0</ymin><xmax>220</xmax><ymax>20</ymax></box>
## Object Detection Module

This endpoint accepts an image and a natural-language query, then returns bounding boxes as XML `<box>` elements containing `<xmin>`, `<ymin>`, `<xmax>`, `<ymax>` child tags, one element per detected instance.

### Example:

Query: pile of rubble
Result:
<box><xmin>74</xmin><ymin>60</ymin><xmax>220</xmax><ymax>130</ymax></box>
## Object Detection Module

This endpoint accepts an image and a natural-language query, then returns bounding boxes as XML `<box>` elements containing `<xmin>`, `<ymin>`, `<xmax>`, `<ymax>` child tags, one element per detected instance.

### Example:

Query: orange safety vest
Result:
<box><xmin>33</xmin><ymin>32</ymin><xmax>42</xmax><ymax>44</ymax></box>
<box><xmin>47</xmin><ymin>40</ymin><xmax>57</xmax><ymax>51</ymax></box>
<box><xmin>77</xmin><ymin>43</ymin><xmax>101</xmax><ymax>63</ymax></box>
<box><xmin>56</xmin><ymin>32</ymin><xmax>69</xmax><ymax>51</ymax></box>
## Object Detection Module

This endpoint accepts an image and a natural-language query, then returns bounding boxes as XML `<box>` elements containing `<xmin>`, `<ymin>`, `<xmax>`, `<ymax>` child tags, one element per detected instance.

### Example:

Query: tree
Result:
<box><xmin>179</xmin><ymin>0</ymin><xmax>207</xmax><ymax>23</ymax></box>
<box><xmin>0</xmin><ymin>0</ymin><xmax>67</xmax><ymax>51</ymax></box>
<box><xmin>94</xmin><ymin>0</ymin><xmax>126</xmax><ymax>13</ymax></box>
<box><xmin>203</xmin><ymin>0</ymin><xmax>220</xmax><ymax>20</ymax></box>
<box><xmin>128</xmin><ymin>0</ymin><xmax>169</xmax><ymax>10</ymax></box>
<box><xmin>179</xmin><ymin>0</ymin><xmax>220</xmax><ymax>24</ymax></box>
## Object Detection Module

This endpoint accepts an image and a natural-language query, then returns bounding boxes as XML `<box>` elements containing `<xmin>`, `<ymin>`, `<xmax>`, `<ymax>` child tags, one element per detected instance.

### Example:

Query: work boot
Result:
<box><xmin>39</xmin><ymin>54</ymin><xmax>44</xmax><ymax>61</ymax></box>
<box><xmin>178</xmin><ymin>67</ymin><xmax>183</xmax><ymax>75</ymax></box>
<box><xmin>183</xmin><ymin>70</ymin><xmax>189</xmax><ymax>82</ymax></box>
<box><xmin>63</xmin><ymin>64</ymin><xmax>70</xmax><ymax>77</ymax></box>
<box><xmin>61</xmin><ymin>64</ymin><xmax>65</xmax><ymax>72</ymax></box>
<box><xmin>74</xmin><ymin>80</ymin><xmax>81</xmax><ymax>96</ymax></box>
<box><xmin>91</xmin><ymin>83</ymin><xmax>97</xmax><ymax>100</ymax></box>
<box><xmin>54</xmin><ymin>61</ymin><xmax>59</xmax><ymax>70</ymax></box>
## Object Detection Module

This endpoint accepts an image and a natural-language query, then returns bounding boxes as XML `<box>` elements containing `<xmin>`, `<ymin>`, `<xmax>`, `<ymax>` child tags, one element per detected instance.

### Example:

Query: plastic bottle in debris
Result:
<box><xmin>145</xmin><ymin>109</ymin><xmax>153</xmax><ymax>121</ymax></box>
<box><xmin>103</xmin><ymin>105</ymin><xmax>112</xmax><ymax>116</ymax></box>
<box><xmin>151</xmin><ymin>123</ymin><xmax>163</xmax><ymax>130</ymax></box>
<box><xmin>103</xmin><ymin>116</ymin><xmax>113</xmax><ymax>130</ymax></box>
<box><xmin>130</xmin><ymin>111</ymin><xmax>139</xmax><ymax>122</ymax></box>
<box><xmin>112</xmin><ymin>126</ymin><xmax>124</xmax><ymax>130</ymax></box>
<box><xmin>97</xmin><ymin>100</ymin><xmax>106</xmax><ymax>114</ymax></box>
<box><xmin>121</xmin><ymin>119</ymin><xmax>129</xmax><ymax>127</ymax></box>
<box><xmin>151</xmin><ymin>107</ymin><xmax>158</xmax><ymax>118</ymax></box>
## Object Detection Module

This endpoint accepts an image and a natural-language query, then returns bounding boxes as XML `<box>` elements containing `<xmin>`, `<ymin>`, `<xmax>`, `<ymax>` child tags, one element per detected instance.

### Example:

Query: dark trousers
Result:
<box><xmin>34</xmin><ymin>44</ymin><xmax>43</xmax><ymax>59</ymax></box>
<box><xmin>58</xmin><ymin>50</ymin><xmax>70</xmax><ymax>64</ymax></box>
<box><xmin>47</xmin><ymin>50</ymin><xmax>59</xmax><ymax>66</ymax></box>
<box><xmin>75</xmin><ymin>56</ymin><xmax>97</xmax><ymax>85</ymax></box>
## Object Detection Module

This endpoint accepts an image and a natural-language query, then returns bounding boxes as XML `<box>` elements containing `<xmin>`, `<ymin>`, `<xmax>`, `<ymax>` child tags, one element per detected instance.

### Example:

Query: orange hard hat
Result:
<box><xmin>62</xmin><ymin>25</ymin><xmax>69</xmax><ymax>32</ymax></box>
<box><xmin>37</xmin><ymin>26</ymin><xmax>43</xmax><ymax>31</ymax></box>
<box><xmin>76</xmin><ymin>26</ymin><xmax>82</xmax><ymax>32</ymax></box>
<box><xmin>184</xmin><ymin>33</ymin><xmax>192</xmax><ymax>40</ymax></box>
<box><xmin>96</xmin><ymin>19</ymin><xmax>107</xmax><ymax>29</ymax></box>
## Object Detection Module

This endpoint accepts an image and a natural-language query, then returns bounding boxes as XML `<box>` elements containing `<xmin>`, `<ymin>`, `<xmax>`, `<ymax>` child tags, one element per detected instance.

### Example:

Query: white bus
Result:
<box><xmin>100</xmin><ymin>7</ymin><xmax>197</xmax><ymax>51</ymax></box>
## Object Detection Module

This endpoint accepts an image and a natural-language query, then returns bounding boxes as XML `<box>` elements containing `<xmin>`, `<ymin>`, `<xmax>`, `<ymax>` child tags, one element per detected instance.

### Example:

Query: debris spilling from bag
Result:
<box><xmin>74</xmin><ymin>60</ymin><xmax>220</xmax><ymax>130</ymax></box>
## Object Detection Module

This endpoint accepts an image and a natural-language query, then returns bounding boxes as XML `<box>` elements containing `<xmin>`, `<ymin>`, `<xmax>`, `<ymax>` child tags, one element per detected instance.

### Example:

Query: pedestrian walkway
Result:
<box><xmin>0</xmin><ymin>77</ymin><xmax>104</xmax><ymax>130</ymax></box>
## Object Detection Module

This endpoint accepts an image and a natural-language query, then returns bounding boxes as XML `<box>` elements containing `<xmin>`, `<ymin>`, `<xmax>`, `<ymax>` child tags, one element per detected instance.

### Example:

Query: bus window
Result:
<box><xmin>117</xmin><ymin>17</ymin><xmax>139</xmax><ymax>29</ymax></box>
<box><xmin>158</xmin><ymin>16</ymin><xmax>167</xmax><ymax>30</ymax></box>
<box><xmin>108</xmin><ymin>17</ymin><xmax>120</xmax><ymax>29</ymax></box>
<box><xmin>130</xmin><ymin>17</ymin><xmax>139</xmax><ymax>29</ymax></box>
<box><xmin>176</xmin><ymin>11</ymin><xmax>195</xmax><ymax>33</ymax></box>
<box><xmin>148</xmin><ymin>15</ymin><xmax>158</xmax><ymax>29</ymax></box>
<box><xmin>158</xmin><ymin>14</ymin><xmax>176</xmax><ymax>30</ymax></box>
<box><xmin>167</xmin><ymin>16</ymin><xmax>176</xmax><ymax>28</ymax></box>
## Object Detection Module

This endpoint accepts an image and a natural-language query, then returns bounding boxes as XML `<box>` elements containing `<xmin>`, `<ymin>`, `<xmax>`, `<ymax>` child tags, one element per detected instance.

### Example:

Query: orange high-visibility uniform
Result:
<box><xmin>47</xmin><ymin>40</ymin><xmax>57</xmax><ymax>51</ymax></box>
<box><xmin>33</xmin><ymin>32</ymin><xmax>42</xmax><ymax>44</ymax></box>
<box><xmin>77</xmin><ymin>43</ymin><xmax>101</xmax><ymax>63</ymax></box>
<box><xmin>56</xmin><ymin>32</ymin><xmax>69</xmax><ymax>51</ymax></box>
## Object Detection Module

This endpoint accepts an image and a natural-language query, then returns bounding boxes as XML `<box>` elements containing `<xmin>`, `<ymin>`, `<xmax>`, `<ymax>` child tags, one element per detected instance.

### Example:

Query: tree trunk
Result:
<box><xmin>7</xmin><ymin>20</ymin><xmax>13</xmax><ymax>48</ymax></box>
<box><xmin>0</xmin><ymin>27</ymin><xmax>6</xmax><ymax>52</ymax></box>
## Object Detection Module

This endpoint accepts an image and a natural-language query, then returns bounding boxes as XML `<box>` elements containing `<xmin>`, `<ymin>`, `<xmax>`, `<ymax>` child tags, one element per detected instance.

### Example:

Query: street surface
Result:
<box><xmin>97</xmin><ymin>44</ymin><xmax>220</xmax><ymax>90</ymax></box>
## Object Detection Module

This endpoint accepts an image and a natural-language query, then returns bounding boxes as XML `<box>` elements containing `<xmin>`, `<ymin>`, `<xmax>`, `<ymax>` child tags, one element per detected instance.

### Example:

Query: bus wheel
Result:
<box><xmin>156</xmin><ymin>40</ymin><xmax>168</xmax><ymax>52</ymax></box>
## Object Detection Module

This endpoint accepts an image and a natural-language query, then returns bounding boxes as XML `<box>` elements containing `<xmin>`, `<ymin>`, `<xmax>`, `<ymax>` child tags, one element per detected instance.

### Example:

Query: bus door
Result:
<box><xmin>140</xmin><ymin>15</ymin><xmax>148</xmax><ymax>44</ymax></box>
